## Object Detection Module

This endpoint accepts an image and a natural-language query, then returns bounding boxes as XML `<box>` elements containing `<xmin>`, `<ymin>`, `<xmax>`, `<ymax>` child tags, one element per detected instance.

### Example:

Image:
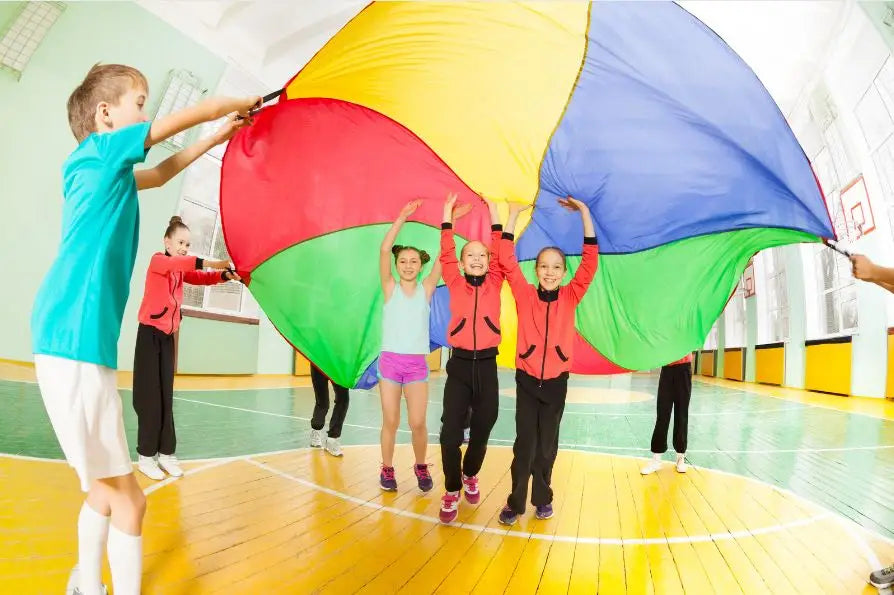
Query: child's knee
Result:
<box><xmin>408</xmin><ymin>418</ymin><xmax>427</xmax><ymax>434</ymax></box>
<box><xmin>381</xmin><ymin>416</ymin><xmax>399</xmax><ymax>432</ymax></box>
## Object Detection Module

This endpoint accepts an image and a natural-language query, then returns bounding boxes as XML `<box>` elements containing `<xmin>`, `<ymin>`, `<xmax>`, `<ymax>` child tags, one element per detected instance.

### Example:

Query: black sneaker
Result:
<box><xmin>870</xmin><ymin>563</ymin><xmax>894</xmax><ymax>589</ymax></box>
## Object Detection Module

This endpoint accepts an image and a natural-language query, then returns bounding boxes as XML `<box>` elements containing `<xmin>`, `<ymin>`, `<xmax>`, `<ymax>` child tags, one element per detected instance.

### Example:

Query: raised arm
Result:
<box><xmin>852</xmin><ymin>254</ymin><xmax>894</xmax><ymax>294</ymax></box>
<box><xmin>559</xmin><ymin>196</ymin><xmax>599</xmax><ymax>304</ymax></box>
<box><xmin>381</xmin><ymin>200</ymin><xmax>421</xmax><ymax>298</ymax></box>
<box><xmin>479</xmin><ymin>195</ymin><xmax>504</xmax><ymax>277</ymax></box>
<box><xmin>503</xmin><ymin>200</ymin><xmax>532</xmax><ymax>236</ymax></box>
<box><xmin>136</xmin><ymin>114</ymin><xmax>245</xmax><ymax>190</ymax></box>
<box><xmin>145</xmin><ymin>95</ymin><xmax>259</xmax><ymax>149</ymax></box>
<box><xmin>423</xmin><ymin>255</ymin><xmax>442</xmax><ymax>299</ymax></box>
<box><xmin>499</xmin><ymin>202</ymin><xmax>534</xmax><ymax>296</ymax></box>
<box><xmin>440</xmin><ymin>192</ymin><xmax>475</xmax><ymax>287</ymax></box>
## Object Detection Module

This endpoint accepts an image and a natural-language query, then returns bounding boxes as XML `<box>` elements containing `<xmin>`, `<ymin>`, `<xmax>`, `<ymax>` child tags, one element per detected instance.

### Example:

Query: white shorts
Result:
<box><xmin>34</xmin><ymin>354</ymin><xmax>133</xmax><ymax>492</ymax></box>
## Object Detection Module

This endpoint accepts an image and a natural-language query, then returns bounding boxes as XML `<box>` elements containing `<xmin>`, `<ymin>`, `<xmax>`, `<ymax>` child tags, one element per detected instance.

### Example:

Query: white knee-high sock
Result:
<box><xmin>77</xmin><ymin>502</ymin><xmax>110</xmax><ymax>595</ymax></box>
<box><xmin>106</xmin><ymin>525</ymin><xmax>142</xmax><ymax>595</ymax></box>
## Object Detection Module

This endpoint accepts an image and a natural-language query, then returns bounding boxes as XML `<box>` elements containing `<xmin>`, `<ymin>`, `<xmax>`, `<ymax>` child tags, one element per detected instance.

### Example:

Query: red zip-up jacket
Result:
<box><xmin>137</xmin><ymin>253</ymin><xmax>227</xmax><ymax>335</ymax></box>
<box><xmin>440</xmin><ymin>224</ymin><xmax>504</xmax><ymax>355</ymax></box>
<box><xmin>500</xmin><ymin>233</ymin><xmax>599</xmax><ymax>381</ymax></box>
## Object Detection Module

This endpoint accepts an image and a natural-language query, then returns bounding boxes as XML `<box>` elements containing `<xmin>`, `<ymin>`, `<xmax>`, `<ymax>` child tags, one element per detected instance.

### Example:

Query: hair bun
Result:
<box><xmin>169</xmin><ymin>216</ymin><xmax>183</xmax><ymax>225</ymax></box>
<box><xmin>391</xmin><ymin>245</ymin><xmax>403</xmax><ymax>256</ymax></box>
<box><xmin>419</xmin><ymin>250</ymin><xmax>431</xmax><ymax>265</ymax></box>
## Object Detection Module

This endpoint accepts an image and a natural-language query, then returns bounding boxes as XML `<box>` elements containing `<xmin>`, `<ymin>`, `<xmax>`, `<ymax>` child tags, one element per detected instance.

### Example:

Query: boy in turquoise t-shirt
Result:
<box><xmin>30</xmin><ymin>63</ymin><xmax>258</xmax><ymax>595</ymax></box>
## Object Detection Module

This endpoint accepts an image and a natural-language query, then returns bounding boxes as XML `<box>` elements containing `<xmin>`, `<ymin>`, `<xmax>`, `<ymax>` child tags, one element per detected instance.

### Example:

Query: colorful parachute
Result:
<box><xmin>221</xmin><ymin>2</ymin><xmax>833</xmax><ymax>389</ymax></box>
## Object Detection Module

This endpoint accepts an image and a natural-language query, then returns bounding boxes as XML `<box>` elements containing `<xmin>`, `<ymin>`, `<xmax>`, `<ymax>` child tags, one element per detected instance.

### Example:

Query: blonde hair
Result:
<box><xmin>67</xmin><ymin>63</ymin><xmax>148</xmax><ymax>142</ymax></box>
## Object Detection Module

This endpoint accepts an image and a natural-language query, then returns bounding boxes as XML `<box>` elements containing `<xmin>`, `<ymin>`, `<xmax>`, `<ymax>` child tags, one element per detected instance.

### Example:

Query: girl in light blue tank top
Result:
<box><xmin>377</xmin><ymin>200</ymin><xmax>442</xmax><ymax>493</ymax></box>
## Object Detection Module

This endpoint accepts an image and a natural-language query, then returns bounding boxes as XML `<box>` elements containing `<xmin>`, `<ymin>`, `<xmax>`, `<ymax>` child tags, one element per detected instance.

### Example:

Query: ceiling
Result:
<box><xmin>138</xmin><ymin>0</ymin><xmax>850</xmax><ymax>116</ymax></box>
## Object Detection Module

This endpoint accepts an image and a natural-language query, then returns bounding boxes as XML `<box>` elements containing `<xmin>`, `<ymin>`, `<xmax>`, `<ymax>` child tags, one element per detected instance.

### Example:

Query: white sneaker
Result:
<box><xmin>324</xmin><ymin>437</ymin><xmax>343</xmax><ymax>457</ymax></box>
<box><xmin>640</xmin><ymin>456</ymin><xmax>663</xmax><ymax>475</ymax></box>
<box><xmin>676</xmin><ymin>454</ymin><xmax>688</xmax><ymax>473</ymax></box>
<box><xmin>138</xmin><ymin>455</ymin><xmax>165</xmax><ymax>480</ymax></box>
<box><xmin>310</xmin><ymin>428</ymin><xmax>324</xmax><ymax>448</ymax></box>
<box><xmin>158</xmin><ymin>454</ymin><xmax>184</xmax><ymax>477</ymax></box>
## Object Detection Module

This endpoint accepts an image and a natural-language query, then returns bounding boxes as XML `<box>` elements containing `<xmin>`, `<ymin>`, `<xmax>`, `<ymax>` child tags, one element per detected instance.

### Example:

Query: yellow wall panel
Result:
<box><xmin>700</xmin><ymin>351</ymin><xmax>715</xmax><ymax>377</ymax></box>
<box><xmin>724</xmin><ymin>348</ymin><xmax>744</xmax><ymax>381</ymax></box>
<box><xmin>755</xmin><ymin>346</ymin><xmax>784</xmax><ymax>386</ymax></box>
<box><xmin>805</xmin><ymin>341</ymin><xmax>851</xmax><ymax>396</ymax></box>
<box><xmin>887</xmin><ymin>333</ymin><xmax>894</xmax><ymax>398</ymax></box>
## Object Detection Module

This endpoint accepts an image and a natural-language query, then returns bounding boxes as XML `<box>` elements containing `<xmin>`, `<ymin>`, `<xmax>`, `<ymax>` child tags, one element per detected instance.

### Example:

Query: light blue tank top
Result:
<box><xmin>381</xmin><ymin>284</ymin><xmax>430</xmax><ymax>355</ymax></box>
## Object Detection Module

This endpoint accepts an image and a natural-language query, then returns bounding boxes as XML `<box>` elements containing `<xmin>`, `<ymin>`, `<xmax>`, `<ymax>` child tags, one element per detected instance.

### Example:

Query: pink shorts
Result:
<box><xmin>378</xmin><ymin>351</ymin><xmax>429</xmax><ymax>385</ymax></box>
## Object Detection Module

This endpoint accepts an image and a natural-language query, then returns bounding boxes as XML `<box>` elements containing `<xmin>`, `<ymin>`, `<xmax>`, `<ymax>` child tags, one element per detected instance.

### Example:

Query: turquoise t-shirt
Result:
<box><xmin>31</xmin><ymin>122</ymin><xmax>151</xmax><ymax>369</ymax></box>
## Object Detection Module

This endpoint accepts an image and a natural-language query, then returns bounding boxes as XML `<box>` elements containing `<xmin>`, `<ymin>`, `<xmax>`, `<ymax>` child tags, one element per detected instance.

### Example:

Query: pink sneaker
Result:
<box><xmin>462</xmin><ymin>474</ymin><xmax>480</xmax><ymax>504</ymax></box>
<box><xmin>439</xmin><ymin>491</ymin><xmax>460</xmax><ymax>524</ymax></box>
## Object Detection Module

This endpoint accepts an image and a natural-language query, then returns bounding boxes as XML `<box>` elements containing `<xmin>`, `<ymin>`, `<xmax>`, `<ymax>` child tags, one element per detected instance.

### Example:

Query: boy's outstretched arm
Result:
<box><xmin>852</xmin><ymin>254</ymin><xmax>894</xmax><ymax>294</ymax></box>
<box><xmin>144</xmin><ymin>95</ymin><xmax>258</xmax><ymax>149</ymax></box>
<box><xmin>136</xmin><ymin>114</ymin><xmax>243</xmax><ymax>190</ymax></box>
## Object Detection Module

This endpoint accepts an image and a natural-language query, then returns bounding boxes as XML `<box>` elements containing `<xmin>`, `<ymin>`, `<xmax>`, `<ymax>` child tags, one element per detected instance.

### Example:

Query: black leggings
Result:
<box><xmin>310</xmin><ymin>364</ymin><xmax>350</xmax><ymax>438</ymax></box>
<box><xmin>132</xmin><ymin>324</ymin><xmax>176</xmax><ymax>457</ymax></box>
<box><xmin>440</xmin><ymin>355</ymin><xmax>499</xmax><ymax>492</ymax></box>
<box><xmin>650</xmin><ymin>363</ymin><xmax>692</xmax><ymax>454</ymax></box>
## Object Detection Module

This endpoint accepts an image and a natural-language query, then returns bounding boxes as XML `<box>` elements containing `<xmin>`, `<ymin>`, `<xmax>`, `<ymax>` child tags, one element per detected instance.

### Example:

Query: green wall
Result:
<box><xmin>177</xmin><ymin>317</ymin><xmax>260</xmax><ymax>375</ymax></box>
<box><xmin>0</xmin><ymin>2</ymin><xmax>225</xmax><ymax>368</ymax></box>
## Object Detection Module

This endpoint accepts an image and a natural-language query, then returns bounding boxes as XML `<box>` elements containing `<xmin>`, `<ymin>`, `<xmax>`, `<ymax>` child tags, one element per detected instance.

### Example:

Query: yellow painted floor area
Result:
<box><xmin>1</xmin><ymin>446</ymin><xmax>890</xmax><ymax>594</ymax></box>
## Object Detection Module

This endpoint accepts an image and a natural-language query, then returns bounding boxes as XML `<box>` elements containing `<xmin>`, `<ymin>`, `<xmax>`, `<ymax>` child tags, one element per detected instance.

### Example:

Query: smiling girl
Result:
<box><xmin>132</xmin><ymin>216</ymin><xmax>238</xmax><ymax>481</ymax></box>
<box><xmin>377</xmin><ymin>201</ymin><xmax>442</xmax><ymax>492</ymax></box>
<box><xmin>496</xmin><ymin>196</ymin><xmax>599</xmax><ymax>525</ymax></box>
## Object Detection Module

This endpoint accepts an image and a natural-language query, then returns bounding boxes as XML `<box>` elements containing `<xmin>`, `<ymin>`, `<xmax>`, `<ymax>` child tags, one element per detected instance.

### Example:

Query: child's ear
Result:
<box><xmin>96</xmin><ymin>102</ymin><xmax>111</xmax><ymax>126</ymax></box>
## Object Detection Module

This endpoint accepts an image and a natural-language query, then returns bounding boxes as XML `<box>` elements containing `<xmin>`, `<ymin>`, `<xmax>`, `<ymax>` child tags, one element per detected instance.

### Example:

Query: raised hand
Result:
<box><xmin>558</xmin><ymin>196</ymin><xmax>588</xmax><ymax>212</ymax></box>
<box><xmin>400</xmin><ymin>199</ymin><xmax>423</xmax><ymax>220</ymax></box>
<box><xmin>507</xmin><ymin>201</ymin><xmax>533</xmax><ymax>214</ymax></box>
<box><xmin>453</xmin><ymin>202</ymin><xmax>473</xmax><ymax>219</ymax></box>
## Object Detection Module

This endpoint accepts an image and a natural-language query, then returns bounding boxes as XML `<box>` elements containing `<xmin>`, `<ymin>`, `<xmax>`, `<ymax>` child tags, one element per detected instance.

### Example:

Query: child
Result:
<box><xmin>378</xmin><ymin>200</ymin><xmax>442</xmax><ymax>492</ymax></box>
<box><xmin>133</xmin><ymin>216</ymin><xmax>239</xmax><ymax>481</ymax></box>
<box><xmin>640</xmin><ymin>355</ymin><xmax>693</xmax><ymax>475</ymax></box>
<box><xmin>437</xmin><ymin>193</ymin><xmax>504</xmax><ymax>523</ymax></box>
<box><xmin>29</xmin><ymin>62</ymin><xmax>257</xmax><ymax>595</ymax></box>
<box><xmin>497</xmin><ymin>196</ymin><xmax>599</xmax><ymax>525</ymax></box>
<box><xmin>309</xmin><ymin>362</ymin><xmax>349</xmax><ymax>457</ymax></box>
<box><xmin>850</xmin><ymin>252</ymin><xmax>894</xmax><ymax>590</ymax></box>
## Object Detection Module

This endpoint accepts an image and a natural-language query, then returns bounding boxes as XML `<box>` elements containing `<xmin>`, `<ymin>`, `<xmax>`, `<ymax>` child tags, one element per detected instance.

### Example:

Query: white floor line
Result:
<box><xmin>836</xmin><ymin>515</ymin><xmax>883</xmax><ymax>570</ymax></box>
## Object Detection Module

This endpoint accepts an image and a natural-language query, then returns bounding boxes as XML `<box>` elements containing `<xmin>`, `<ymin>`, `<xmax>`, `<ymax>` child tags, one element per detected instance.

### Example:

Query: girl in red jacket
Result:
<box><xmin>133</xmin><ymin>216</ymin><xmax>238</xmax><ymax>480</ymax></box>
<box><xmin>497</xmin><ymin>197</ymin><xmax>599</xmax><ymax>525</ymax></box>
<box><xmin>437</xmin><ymin>192</ymin><xmax>504</xmax><ymax>524</ymax></box>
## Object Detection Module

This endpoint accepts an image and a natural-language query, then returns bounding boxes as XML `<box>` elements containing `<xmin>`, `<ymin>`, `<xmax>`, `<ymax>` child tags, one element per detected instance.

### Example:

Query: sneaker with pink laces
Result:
<box><xmin>462</xmin><ymin>474</ymin><xmax>480</xmax><ymax>504</ymax></box>
<box><xmin>414</xmin><ymin>463</ymin><xmax>433</xmax><ymax>492</ymax></box>
<box><xmin>439</xmin><ymin>491</ymin><xmax>460</xmax><ymax>523</ymax></box>
<box><xmin>380</xmin><ymin>465</ymin><xmax>397</xmax><ymax>491</ymax></box>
